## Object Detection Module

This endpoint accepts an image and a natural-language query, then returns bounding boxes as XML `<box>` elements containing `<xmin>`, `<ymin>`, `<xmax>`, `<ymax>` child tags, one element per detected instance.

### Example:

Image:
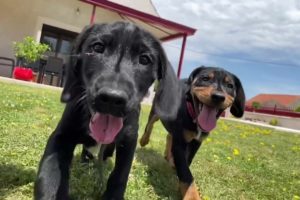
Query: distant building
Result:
<box><xmin>246</xmin><ymin>94</ymin><xmax>300</xmax><ymax>110</ymax></box>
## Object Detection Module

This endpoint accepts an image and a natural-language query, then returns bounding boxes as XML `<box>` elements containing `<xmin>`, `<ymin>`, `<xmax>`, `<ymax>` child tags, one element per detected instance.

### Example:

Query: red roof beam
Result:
<box><xmin>81</xmin><ymin>0</ymin><xmax>196</xmax><ymax>36</ymax></box>
<box><xmin>161</xmin><ymin>33</ymin><xmax>185</xmax><ymax>42</ymax></box>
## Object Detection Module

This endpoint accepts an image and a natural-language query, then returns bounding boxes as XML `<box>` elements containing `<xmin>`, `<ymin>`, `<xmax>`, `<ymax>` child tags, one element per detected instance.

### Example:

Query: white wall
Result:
<box><xmin>0</xmin><ymin>0</ymin><xmax>124</xmax><ymax>60</ymax></box>
<box><xmin>242</xmin><ymin>112</ymin><xmax>300</xmax><ymax>130</ymax></box>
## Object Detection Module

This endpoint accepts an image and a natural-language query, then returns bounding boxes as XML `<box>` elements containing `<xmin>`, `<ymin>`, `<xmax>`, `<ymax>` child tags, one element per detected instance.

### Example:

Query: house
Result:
<box><xmin>246</xmin><ymin>94</ymin><xmax>300</xmax><ymax>110</ymax></box>
<box><xmin>0</xmin><ymin>0</ymin><xmax>195</xmax><ymax>79</ymax></box>
<box><xmin>0</xmin><ymin>0</ymin><xmax>195</xmax><ymax>104</ymax></box>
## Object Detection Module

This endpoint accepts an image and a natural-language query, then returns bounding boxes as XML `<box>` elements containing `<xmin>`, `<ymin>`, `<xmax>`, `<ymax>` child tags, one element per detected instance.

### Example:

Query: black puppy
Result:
<box><xmin>34</xmin><ymin>22</ymin><xmax>180</xmax><ymax>200</ymax></box>
<box><xmin>140</xmin><ymin>66</ymin><xmax>245</xmax><ymax>199</ymax></box>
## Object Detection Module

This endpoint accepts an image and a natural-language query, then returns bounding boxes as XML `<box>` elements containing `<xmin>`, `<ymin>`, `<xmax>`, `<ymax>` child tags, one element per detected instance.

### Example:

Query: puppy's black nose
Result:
<box><xmin>211</xmin><ymin>92</ymin><xmax>225</xmax><ymax>103</ymax></box>
<box><xmin>94</xmin><ymin>88</ymin><xmax>128</xmax><ymax>111</ymax></box>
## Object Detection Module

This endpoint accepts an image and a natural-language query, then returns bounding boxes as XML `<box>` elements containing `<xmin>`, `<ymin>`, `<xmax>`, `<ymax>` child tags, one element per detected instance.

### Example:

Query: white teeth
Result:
<box><xmin>199</xmin><ymin>103</ymin><xmax>203</xmax><ymax>111</ymax></box>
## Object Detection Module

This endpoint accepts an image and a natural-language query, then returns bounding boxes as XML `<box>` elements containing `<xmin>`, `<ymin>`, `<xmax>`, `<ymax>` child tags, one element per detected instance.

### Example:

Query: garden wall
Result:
<box><xmin>242</xmin><ymin>112</ymin><xmax>300</xmax><ymax>130</ymax></box>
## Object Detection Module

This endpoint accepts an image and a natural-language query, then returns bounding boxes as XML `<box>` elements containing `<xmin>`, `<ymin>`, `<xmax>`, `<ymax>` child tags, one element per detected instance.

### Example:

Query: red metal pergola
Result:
<box><xmin>80</xmin><ymin>0</ymin><xmax>196</xmax><ymax>78</ymax></box>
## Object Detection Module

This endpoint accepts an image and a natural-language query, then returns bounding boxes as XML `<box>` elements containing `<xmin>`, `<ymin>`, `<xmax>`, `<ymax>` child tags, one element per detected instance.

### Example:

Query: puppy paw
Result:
<box><xmin>180</xmin><ymin>182</ymin><xmax>201</xmax><ymax>200</ymax></box>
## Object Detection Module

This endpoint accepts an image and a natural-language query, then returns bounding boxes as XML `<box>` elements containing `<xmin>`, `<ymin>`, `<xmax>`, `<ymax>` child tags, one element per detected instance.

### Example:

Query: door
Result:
<box><xmin>40</xmin><ymin>24</ymin><xmax>78</xmax><ymax>64</ymax></box>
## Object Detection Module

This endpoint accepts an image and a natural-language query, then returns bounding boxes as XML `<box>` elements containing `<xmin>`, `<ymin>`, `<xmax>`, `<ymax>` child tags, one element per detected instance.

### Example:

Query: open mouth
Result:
<box><xmin>194</xmin><ymin>101</ymin><xmax>219</xmax><ymax>132</ymax></box>
<box><xmin>89</xmin><ymin>112</ymin><xmax>123</xmax><ymax>144</ymax></box>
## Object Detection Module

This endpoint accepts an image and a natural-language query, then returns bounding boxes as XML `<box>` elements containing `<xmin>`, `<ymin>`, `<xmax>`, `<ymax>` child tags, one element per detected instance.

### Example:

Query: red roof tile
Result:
<box><xmin>246</xmin><ymin>94</ymin><xmax>300</xmax><ymax>108</ymax></box>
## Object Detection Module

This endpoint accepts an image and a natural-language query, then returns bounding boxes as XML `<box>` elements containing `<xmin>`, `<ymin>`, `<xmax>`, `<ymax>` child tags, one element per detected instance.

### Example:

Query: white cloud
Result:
<box><xmin>152</xmin><ymin>0</ymin><xmax>300</xmax><ymax>65</ymax></box>
<box><xmin>286</xmin><ymin>9</ymin><xmax>300</xmax><ymax>21</ymax></box>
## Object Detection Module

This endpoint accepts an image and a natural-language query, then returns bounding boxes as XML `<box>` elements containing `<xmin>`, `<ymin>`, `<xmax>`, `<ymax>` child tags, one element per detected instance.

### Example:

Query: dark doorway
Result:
<box><xmin>39</xmin><ymin>24</ymin><xmax>78</xmax><ymax>86</ymax></box>
<box><xmin>40</xmin><ymin>24</ymin><xmax>78</xmax><ymax>63</ymax></box>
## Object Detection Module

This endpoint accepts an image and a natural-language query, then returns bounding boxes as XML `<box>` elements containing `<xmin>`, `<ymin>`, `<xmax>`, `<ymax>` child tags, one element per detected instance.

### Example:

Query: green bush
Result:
<box><xmin>295</xmin><ymin>106</ymin><xmax>300</xmax><ymax>112</ymax></box>
<box><xmin>13</xmin><ymin>36</ymin><xmax>50</xmax><ymax>65</ymax></box>
<box><xmin>269</xmin><ymin>118</ymin><xmax>278</xmax><ymax>126</ymax></box>
<box><xmin>252</xmin><ymin>101</ymin><xmax>261</xmax><ymax>109</ymax></box>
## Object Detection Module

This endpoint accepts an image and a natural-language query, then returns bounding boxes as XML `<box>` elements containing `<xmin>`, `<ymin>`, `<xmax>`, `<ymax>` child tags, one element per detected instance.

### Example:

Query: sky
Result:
<box><xmin>152</xmin><ymin>0</ymin><xmax>300</xmax><ymax>99</ymax></box>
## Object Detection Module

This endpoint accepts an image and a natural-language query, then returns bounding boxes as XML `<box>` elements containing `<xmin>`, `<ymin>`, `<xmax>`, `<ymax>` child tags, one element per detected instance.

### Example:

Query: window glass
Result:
<box><xmin>59</xmin><ymin>40</ymin><xmax>72</xmax><ymax>54</ymax></box>
<box><xmin>42</xmin><ymin>36</ymin><xmax>57</xmax><ymax>52</ymax></box>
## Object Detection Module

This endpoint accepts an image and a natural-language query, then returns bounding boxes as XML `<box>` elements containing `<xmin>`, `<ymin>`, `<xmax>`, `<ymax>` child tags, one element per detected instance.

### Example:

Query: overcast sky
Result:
<box><xmin>152</xmin><ymin>0</ymin><xmax>300</xmax><ymax>99</ymax></box>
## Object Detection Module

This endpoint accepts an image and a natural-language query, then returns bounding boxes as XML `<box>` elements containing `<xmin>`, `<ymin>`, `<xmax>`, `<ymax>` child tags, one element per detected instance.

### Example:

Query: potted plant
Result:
<box><xmin>13</xmin><ymin>36</ymin><xmax>50</xmax><ymax>81</ymax></box>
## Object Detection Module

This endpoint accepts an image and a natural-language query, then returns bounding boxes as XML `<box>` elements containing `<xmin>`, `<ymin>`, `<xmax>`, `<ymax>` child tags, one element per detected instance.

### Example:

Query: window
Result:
<box><xmin>40</xmin><ymin>24</ymin><xmax>78</xmax><ymax>61</ymax></box>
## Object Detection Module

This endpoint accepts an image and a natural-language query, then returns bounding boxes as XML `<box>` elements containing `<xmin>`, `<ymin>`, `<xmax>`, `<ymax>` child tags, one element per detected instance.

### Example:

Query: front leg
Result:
<box><xmin>102</xmin><ymin>131</ymin><xmax>138</xmax><ymax>200</ymax></box>
<box><xmin>34</xmin><ymin>132</ymin><xmax>76</xmax><ymax>200</ymax></box>
<box><xmin>186</xmin><ymin>140</ymin><xmax>201</xmax><ymax>166</ymax></box>
<box><xmin>172</xmin><ymin>137</ymin><xmax>201</xmax><ymax>200</ymax></box>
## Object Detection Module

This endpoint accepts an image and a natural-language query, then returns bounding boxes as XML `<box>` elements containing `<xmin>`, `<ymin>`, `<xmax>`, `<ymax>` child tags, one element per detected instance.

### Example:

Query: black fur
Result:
<box><xmin>141</xmin><ymin>66</ymin><xmax>245</xmax><ymax>194</ymax></box>
<box><xmin>34</xmin><ymin>22</ymin><xmax>180</xmax><ymax>200</ymax></box>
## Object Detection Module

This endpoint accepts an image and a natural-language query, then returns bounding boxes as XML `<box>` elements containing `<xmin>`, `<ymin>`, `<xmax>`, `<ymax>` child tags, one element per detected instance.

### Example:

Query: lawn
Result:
<box><xmin>0</xmin><ymin>81</ymin><xmax>299</xmax><ymax>200</ymax></box>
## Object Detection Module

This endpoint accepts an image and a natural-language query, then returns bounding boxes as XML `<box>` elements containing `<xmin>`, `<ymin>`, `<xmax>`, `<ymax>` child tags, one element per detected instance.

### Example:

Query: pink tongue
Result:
<box><xmin>197</xmin><ymin>105</ymin><xmax>218</xmax><ymax>132</ymax></box>
<box><xmin>89</xmin><ymin>113</ymin><xmax>123</xmax><ymax>144</ymax></box>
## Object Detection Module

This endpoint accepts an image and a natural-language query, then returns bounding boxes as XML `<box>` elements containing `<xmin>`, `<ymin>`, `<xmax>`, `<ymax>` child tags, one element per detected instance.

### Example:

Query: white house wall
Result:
<box><xmin>0</xmin><ymin>0</ymin><xmax>126</xmax><ymax>59</ymax></box>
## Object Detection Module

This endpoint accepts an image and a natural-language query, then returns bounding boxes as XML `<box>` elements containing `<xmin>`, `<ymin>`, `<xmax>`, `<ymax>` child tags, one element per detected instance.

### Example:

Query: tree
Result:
<box><xmin>252</xmin><ymin>101</ymin><xmax>261</xmax><ymax>109</ymax></box>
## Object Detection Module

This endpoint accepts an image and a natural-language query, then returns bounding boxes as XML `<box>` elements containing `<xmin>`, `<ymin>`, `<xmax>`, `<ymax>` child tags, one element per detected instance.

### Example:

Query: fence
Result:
<box><xmin>245</xmin><ymin>106</ymin><xmax>300</xmax><ymax>118</ymax></box>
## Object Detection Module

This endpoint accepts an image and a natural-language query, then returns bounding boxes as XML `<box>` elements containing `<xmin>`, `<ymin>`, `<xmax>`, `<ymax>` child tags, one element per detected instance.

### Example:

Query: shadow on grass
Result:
<box><xmin>0</xmin><ymin>163</ymin><xmax>36</xmax><ymax>198</ymax></box>
<box><xmin>136</xmin><ymin>148</ymin><xmax>181</xmax><ymax>200</ymax></box>
<box><xmin>70</xmin><ymin>154</ymin><xmax>114</xmax><ymax>200</ymax></box>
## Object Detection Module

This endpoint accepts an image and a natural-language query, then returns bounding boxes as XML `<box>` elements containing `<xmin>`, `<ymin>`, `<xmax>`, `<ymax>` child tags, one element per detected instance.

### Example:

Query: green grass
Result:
<box><xmin>0</xmin><ymin>81</ymin><xmax>300</xmax><ymax>200</ymax></box>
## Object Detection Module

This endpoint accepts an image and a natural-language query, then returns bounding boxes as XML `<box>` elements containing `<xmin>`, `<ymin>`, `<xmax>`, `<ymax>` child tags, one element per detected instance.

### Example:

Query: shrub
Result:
<box><xmin>269</xmin><ymin>118</ymin><xmax>278</xmax><ymax>126</ymax></box>
<box><xmin>295</xmin><ymin>106</ymin><xmax>300</xmax><ymax>112</ymax></box>
<box><xmin>13</xmin><ymin>36</ymin><xmax>50</xmax><ymax>65</ymax></box>
<box><xmin>252</xmin><ymin>101</ymin><xmax>261</xmax><ymax>109</ymax></box>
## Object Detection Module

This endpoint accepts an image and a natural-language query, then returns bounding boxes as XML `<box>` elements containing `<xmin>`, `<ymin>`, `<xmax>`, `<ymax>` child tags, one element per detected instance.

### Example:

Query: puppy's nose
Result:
<box><xmin>95</xmin><ymin>88</ymin><xmax>128</xmax><ymax>110</ymax></box>
<box><xmin>211</xmin><ymin>92</ymin><xmax>225</xmax><ymax>104</ymax></box>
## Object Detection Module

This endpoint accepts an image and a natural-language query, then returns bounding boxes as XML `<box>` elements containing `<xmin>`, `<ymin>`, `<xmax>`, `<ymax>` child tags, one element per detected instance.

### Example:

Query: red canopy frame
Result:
<box><xmin>80</xmin><ymin>0</ymin><xmax>196</xmax><ymax>77</ymax></box>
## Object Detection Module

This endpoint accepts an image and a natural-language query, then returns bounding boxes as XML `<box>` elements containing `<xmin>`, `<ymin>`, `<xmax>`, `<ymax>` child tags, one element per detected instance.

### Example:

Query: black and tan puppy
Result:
<box><xmin>34</xmin><ymin>22</ymin><xmax>181</xmax><ymax>200</ymax></box>
<box><xmin>140</xmin><ymin>66</ymin><xmax>245</xmax><ymax>200</ymax></box>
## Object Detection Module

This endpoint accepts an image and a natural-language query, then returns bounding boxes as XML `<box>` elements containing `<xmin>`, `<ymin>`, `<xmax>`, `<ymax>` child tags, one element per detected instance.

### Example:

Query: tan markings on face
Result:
<box><xmin>191</xmin><ymin>85</ymin><xmax>214</xmax><ymax>105</ymax></box>
<box><xmin>208</xmin><ymin>72</ymin><xmax>214</xmax><ymax>79</ymax></box>
<box><xmin>223</xmin><ymin>93</ymin><xmax>234</xmax><ymax>109</ymax></box>
<box><xmin>224</xmin><ymin>76</ymin><xmax>231</xmax><ymax>83</ymax></box>
<box><xmin>192</xmin><ymin>85</ymin><xmax>235</xmax><ymax>109</ymax></box>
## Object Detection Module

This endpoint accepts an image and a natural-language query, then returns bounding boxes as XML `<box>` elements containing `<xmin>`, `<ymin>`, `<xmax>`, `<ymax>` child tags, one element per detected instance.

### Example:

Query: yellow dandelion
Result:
<box><xmin>206</xmin><ymin>138</ymin><xmax>212</xmax><ymax>142</ymax></box>
<box><xmin>203</xmin><ymin>195</ymin><xmax>210</xmax><ymax>200</ymax></box>
<box><xmin>293</xmin><ymin>195</ymin><xmax>300</xmax><ymax>200</ymax></box>
<box><xmin>233</xmin><ymin>148</ymin><xmax>240</xmax><ymax>156</ymax></box>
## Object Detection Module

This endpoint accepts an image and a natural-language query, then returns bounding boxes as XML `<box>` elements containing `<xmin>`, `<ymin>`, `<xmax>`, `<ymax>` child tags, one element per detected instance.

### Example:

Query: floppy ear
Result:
<box><xmin>154</xmin><ymin>49</ymin><xmax>181</xmax><ymax>120</ymax></box>
<box><xmin>61</xmin><ymin>25</ymin><xmax>94</xmax><ymax>102</ymax></box>
<box><xmin>230</xmin><ymin>75</ymin><xmax>245</xmax><ymax>118</ymax></box>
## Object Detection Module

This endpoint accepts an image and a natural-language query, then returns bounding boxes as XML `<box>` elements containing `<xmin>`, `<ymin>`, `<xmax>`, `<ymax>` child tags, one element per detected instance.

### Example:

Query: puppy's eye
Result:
<box><xmin>202</xmin><ymin>76</ymin><xmax>210</xmax><ymax>81</ymax></box>
<box><xmin>92</xmin><ymin>42</ymin><xmax>105</xmax><ymax>53</ymax></box>
<box><xmin>139</xmin><ymin>55</ymin><xmax>152</xmax><ymax>65</ymax></box>
<box><xmin>227</xmin><ymin>83</ymin><xmax>234</xmax><ymax>88</ymax></box>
